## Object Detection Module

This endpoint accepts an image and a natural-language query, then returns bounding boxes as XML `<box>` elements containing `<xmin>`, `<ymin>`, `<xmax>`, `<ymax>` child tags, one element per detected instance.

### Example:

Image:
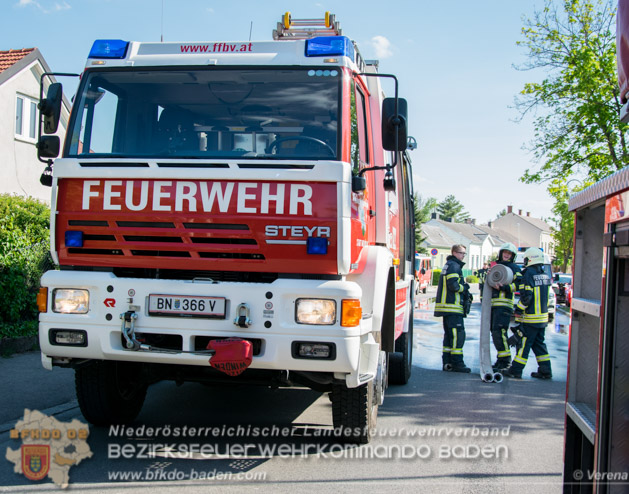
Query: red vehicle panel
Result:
<box><xmin>56</xmin><ymin>178</ymin><xmax>338</xmax><ymax>274</ymax></box>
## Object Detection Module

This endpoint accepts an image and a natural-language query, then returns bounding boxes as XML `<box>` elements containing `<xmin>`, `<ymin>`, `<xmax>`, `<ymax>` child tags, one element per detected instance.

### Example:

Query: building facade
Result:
<box><xmin>0</xmin><ymin>48</ymin><xmax>69</xmax><ymax>203</ymax></box>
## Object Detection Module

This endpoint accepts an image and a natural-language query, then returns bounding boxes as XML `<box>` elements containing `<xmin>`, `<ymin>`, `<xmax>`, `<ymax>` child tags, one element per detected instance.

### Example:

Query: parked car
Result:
<box><xmin>552</xmin><ymin>273</ymin><xmax>572</xmax><ymax>306</ymax></box>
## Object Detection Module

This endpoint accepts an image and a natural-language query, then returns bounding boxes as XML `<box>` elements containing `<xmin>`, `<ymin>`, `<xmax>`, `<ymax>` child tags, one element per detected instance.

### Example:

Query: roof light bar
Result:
<box><xmin>305</xmin><ymin>36</ymin><xmax>354</xmax><ymax>61</ymax></box>
<box><xmin>88</xmin><ymin>39</ymin><xmax>129</xmax><ymax>59</ymax></box>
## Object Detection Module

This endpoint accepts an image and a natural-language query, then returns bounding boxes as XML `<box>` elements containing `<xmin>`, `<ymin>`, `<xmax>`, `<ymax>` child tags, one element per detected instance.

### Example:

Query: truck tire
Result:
<box><xmin>75</xmin><ymin>361</ymin><xmax>148</xmax><ymax>426</ymax></box>
<box><xmin>388</xmin><ymin>328</ymin><xmax>413</xmax><ymax>385</ymax></box>
<box><xmin>388</xmin><ymin>312</ymin><xmax>413</xmax><ymax>385</ymax></box>
<box><xmin>331</xmin><ymin>381</ymin><xmax>377</xmax><ymax>444</ymax></box>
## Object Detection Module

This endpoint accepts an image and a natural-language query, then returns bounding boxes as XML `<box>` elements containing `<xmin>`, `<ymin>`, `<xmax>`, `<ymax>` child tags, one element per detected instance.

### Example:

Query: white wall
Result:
<box><xmin>0</xmin><ymin>60</ymin><xmax>67</xmax><ymax>203</ymax></box>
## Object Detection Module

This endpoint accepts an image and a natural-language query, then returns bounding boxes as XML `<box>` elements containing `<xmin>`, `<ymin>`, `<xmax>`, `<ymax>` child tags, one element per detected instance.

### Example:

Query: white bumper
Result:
<box><xmin>39</xmin><ymin>271</ymin><xmax>374</xmax><ymax>383</ymax></box>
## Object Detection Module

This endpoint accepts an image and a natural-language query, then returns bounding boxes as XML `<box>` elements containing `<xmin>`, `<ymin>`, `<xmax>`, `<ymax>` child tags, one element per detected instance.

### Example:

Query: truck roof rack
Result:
<box><xmin>273</xmin><ymin>11</ymin><xmax>342</xmax><ymax>40</ymax></box>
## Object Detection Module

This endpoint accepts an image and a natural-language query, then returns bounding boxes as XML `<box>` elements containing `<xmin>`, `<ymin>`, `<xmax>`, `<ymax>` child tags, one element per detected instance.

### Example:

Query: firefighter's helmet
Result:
<box><xmin>498</xmin><ymin>242</ymin><xmax>517</xmax><ymax>262</ymax></box>
<box><xmin>523</xmin><ymin>247</ymin><xmax>545</xmax><ymax>266</ymax></box>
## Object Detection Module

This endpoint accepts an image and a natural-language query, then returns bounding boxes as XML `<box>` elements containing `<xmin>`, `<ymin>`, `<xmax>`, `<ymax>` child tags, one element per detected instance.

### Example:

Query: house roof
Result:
<box><xmin>495</xmin><ymin>212</ymin><xmax>553</xmax><ymax>233</ymax></box>
<box><xmin>475</xmin><ymin>225</ymin><xmax>520</xmax><ymax>246</ymax></box>
<box><xmin>427</xmin><ymin>219</ymin><xmax>486</xmax><ymax>244</ymax></box>
<box><xmin>420</xmin><ymin>223</ymin><xmax>462</xmax><ymax>248</ymax></box>
<box><xmin>0</xmin><ymin>47</ymin><xmax>53</xmax><ymax>88</ymax></box>
<box><xmin>0</xmin><ymin>48</ymin><xmax>35</xmax><ymax>74</ymax></box>
<box><xmin>423</xmin><ymin>218</ymin><xmax>523</xmax><ymax>251</ymax></box>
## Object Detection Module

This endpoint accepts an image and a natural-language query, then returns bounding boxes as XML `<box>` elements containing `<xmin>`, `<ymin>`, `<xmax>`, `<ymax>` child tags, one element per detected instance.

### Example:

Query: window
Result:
<box><xmin>67</xmin><ymin>68</ymin><xmax>340</xmax><ymax>160</ymax></box>
<box><xmin>15</xmin><ymin>94</ymin><xmax>38</xmax><ymax>141</ymax></box>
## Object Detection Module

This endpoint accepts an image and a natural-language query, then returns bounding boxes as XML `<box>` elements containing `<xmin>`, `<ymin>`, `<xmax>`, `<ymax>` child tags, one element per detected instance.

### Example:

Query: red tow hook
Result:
<box><xmin>207</xmin><ymin>338</ymin><xmax>253</xmax><ymax>376</ymax></box>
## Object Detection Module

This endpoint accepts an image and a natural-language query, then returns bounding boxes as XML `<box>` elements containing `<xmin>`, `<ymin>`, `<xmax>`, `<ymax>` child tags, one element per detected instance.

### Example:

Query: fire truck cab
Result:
<box><xmin>35</xmin><ymin>12</ymin><xmax>415</xmax><ymax>443</ymax></box>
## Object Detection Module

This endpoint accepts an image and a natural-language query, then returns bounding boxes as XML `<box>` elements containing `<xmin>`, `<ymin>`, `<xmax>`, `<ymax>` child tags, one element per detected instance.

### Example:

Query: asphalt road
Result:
<box><xmin>0</xmin><ymin>286</ymin><xmax>570</xmax><ymax>493</ymax></box>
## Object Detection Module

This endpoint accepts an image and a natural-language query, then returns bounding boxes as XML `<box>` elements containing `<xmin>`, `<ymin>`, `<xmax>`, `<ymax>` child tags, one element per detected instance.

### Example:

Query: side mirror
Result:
<box><xmin>352</xmin><ymin>175</ymin><xmax>366</xmax><ymax>193</ymax></box>
<box><xmin>39</xmin><ymin>82</ymin><xmax>63</xmax><ymax>134</ymax></box>
<box><xmin>37</xmin><ymin>135</ymin><xmax>60</xmax><ymax>159</ymax></box>
<box><xmin>381</xmin><ymin>97</ymin><xmax>408</xmax><ymax>151</ymax></box>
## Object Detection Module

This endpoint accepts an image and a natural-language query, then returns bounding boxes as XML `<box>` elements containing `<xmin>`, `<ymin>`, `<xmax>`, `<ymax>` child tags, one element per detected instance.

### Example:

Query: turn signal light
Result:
<box><xmin>341</xmin><ymin>299</ymin><xmax>361</xmax><ymax>327</ymax></box>
<box><xmin>37</xmin><ymin>287</ymin><xmax>48</xmax><ymax>313</ymax></box>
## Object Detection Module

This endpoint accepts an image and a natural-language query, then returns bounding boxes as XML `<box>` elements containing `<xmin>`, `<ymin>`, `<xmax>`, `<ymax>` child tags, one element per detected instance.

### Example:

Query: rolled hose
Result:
<box><xmin>487</xmin><ymin>264</ymin><xmax>513</xmax><ymax>289</ymax></box>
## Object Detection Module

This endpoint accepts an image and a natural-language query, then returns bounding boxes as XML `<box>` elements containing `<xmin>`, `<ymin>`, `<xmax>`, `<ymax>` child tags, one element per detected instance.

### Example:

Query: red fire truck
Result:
<box><xmin>563</xmin><ymin>1</ymin><xmax>629</xmax><ymax>485</ymax></box>
<box><xmin>34</xmin><ymin>12</ymin><xmax>415</xmax><ymax>443</ymax></box>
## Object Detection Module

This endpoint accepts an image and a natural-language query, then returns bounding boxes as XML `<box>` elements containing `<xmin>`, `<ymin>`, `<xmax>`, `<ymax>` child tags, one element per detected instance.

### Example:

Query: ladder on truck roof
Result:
<box><xmin>273</xmin><ymin>11</ymin><xmax>342</xmax><ymax>40</ymax></box>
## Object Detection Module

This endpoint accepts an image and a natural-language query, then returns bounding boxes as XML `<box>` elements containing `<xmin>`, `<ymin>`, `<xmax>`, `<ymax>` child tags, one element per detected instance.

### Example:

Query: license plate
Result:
<box><xmin>148</xmin><ymin>294</ymin><xmax>226</xmax><ymax>318</ymax></box>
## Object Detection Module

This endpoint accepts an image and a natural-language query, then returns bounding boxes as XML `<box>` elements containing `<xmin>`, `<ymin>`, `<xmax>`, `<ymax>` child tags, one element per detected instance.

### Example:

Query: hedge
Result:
<box><xmin>0</xmin><ymin>194</ymin><xmax>53</xmax><ymax>339</ymax></box>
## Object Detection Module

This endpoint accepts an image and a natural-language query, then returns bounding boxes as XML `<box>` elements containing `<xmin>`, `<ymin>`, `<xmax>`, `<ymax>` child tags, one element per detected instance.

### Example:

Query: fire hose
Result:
<box><xmin>479</xmin><ymin>265</ymin><xmax>513</xmax><ymax>383</ymax></box>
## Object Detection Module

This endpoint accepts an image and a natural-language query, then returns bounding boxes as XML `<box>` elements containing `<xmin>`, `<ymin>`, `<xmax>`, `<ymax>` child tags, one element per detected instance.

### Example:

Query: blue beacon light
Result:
<box><xmin>65</xmin><ymin>231</ymin><xmax>84</xmax><ymax>248</ymax></box>
<box><xmin>88</xmin><ymin>39</ymin><xmax>129</xmax><ymax>59</ymax></box>
<box><xmin>307</xmin><ymin>237</ymin><xmax>328</xmax><ymax>255</ymax></box>
<box><xmin>305</xmin><ymin>36</ymin><xmax>354</xmax><ymax>60</ymax></box>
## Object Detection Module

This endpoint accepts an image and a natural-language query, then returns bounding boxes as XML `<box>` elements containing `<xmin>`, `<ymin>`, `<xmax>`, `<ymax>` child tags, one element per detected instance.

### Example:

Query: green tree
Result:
<box><xmin>437</xmin><ymin>195</ymin><xmax>470</xmax><ymax>223</ymax></box>
<box><xmin>414</xmin><ymin>194</ymin><xmax>437</xmax><ymax>252</ymax></box>
<box><xmin>516</xmin><ymin>0</ymin><xmax>628</xmax><ymax>184</ymax></box>
<box><xmin>548</xmin><ymin>182</ymin><xmax>574</xmax><ymax>272</ymax></box>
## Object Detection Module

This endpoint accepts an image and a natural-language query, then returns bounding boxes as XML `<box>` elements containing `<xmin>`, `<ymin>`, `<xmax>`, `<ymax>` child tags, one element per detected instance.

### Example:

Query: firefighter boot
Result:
<box><xmin>531</xmin><ymin>366</ymin><xmax>553</xmax><ymax>380</ymax></box>
<box><xmin>492</xmin><ymin>358</ymin><xmax>511</xmax><ymax>371</ymax></box>
<box><xmin>502</xmin><ymin>366</ymin><xmax>522</xmax><ymax>379</ymax></box>
<box><xmin>450</xmin><ymin>362</ymin><xmax>471</xmax><ymax>373</ymax></box>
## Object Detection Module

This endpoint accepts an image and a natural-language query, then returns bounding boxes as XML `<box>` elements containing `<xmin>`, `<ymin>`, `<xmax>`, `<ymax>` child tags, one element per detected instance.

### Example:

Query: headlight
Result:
<box><xmin>52</xmin><ymin>289</ymin><xmax>89</xmax><ymax>314</ymax></box>
<box><xmin>295</xmin><ymin>299</ymin><xmax>336</xmax><ymax>325</ymax></box>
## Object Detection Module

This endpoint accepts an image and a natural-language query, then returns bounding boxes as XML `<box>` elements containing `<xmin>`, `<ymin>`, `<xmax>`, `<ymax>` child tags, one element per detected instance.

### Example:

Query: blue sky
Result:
<box><xmin>4</xmin><ymin>0</ymin><xmax>556</xmax><ymax>224</ymax></box>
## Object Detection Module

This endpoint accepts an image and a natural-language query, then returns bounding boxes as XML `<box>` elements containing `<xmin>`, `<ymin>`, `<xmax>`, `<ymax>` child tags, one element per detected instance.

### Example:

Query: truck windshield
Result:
<box><xmin>66</xmin><ymin>68</ymin><xmax>340</xmax><ymax>160</ymax></box>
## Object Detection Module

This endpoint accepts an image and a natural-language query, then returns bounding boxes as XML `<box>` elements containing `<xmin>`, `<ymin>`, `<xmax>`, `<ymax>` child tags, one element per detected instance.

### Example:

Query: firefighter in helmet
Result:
<box><xmin>503</xmin><ymin>247</ymin><xmax>553</xmax><ymax>379</ymax></box>
<box><xmin>433</xmin><ymin>244</ymin><xmax>472</xmax><ymax>373</ymax></box>
<box><xmin>490</xmin><ymin>242</ymin><xmax>522</xmax><ymax>371</ymax></box>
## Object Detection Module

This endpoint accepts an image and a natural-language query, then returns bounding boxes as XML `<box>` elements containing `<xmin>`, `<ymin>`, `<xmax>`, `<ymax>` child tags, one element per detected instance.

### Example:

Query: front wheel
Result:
<box><xmin>388</xmin><ymin>316</ymin><xmax>413</xmax><ymax>385</ymax></box>
<box><xmin>76</xmin><ymin>361</ymin><xmax>148</xmax><ymax>426</ymax></box>
<box><xmin>331</xmin><ymin>380</ymin><xmax>378</xmax><ymax>444</ymax></box>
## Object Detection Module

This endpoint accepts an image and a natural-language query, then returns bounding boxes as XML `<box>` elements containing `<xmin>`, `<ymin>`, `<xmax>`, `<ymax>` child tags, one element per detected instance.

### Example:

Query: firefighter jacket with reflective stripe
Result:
<box><xmin>515</xmin><ymin>264</ymin><xmax>551</xmax><ymax>327</ymax></box>
<box><xmin>490</xmin><ymin>261</ymin><xmax>523</xmax><ymax>311</ymax></box>
<box><xmin>434</xmin><ymin>256</ymin><xmax>466</xmax><ymax>316</ymax></box>
<box><xmin>476</xmin><ymin>268</ymin><xmax>487</xmax><ymax>284</ymax></box>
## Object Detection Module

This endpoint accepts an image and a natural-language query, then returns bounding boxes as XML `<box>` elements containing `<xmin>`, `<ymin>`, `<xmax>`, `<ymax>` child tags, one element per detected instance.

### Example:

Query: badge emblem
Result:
<box><xmin>21</xmin><ymin>445</ymin><xmax>50</xmax><ymax>481</ymax></box>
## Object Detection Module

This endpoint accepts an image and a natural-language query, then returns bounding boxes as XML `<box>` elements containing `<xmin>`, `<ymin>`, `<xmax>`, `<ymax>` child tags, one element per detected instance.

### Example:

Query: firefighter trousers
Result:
<box><xmin>442</xmin><ymin>314</ymin><xmax>466</xmax><ymax>365</ymax></box>
<box><xmin>510</xmin><ymin>324</ymin><xmax>552</xmax><ymax>373</ymax></box>
<box><xmin>491</xmin><ymin>308</ymin><xmax>512</xmax><ymax>363</ymax></box>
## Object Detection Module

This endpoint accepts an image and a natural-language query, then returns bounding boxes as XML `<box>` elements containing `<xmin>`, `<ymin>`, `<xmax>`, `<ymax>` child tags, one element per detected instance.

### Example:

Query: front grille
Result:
<box><xmin>61</xmin><ymin>219</ymin><xmax>263</xmax><ymax>262</ymax></box>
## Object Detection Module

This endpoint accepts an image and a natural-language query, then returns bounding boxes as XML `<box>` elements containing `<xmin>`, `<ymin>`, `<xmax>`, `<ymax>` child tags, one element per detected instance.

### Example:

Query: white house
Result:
<box><xmin>0</xmin><ymin>47</ymin><xmax>70</xmax><ymax>203</ymax></box>
<box><xmin>492</xmin><ymin>206</ymin><xmax>555</xmax><ymax>258</ymax></box>
<box><xmin>422</xmin><ymin>218</ymin><xmax>522</xmax><ymax>272</ymax></box>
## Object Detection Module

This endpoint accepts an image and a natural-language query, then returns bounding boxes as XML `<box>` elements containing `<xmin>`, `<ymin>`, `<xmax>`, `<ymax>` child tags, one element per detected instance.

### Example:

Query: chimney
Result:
<box><xmin>507</xmin><ymin>205</ymin><xmax>512</xmax><ymax>214</ymax></box>
<box><xmin>526</xmin><ymin>211</ymin><xmax>530</xmax><ymax>217</ymax></box>
<box><xmin>488</xmin><ymin>221</ymin><xmax>493</xmax><ymax>228</ymax></box>
<box><xmin>518</xmin><ymin>209</ymin><xmax>522</xmax><ymax>215</ymax></box>
<box><xmin>471</xmin><ymin>219</ymin><xmax>476</xmax><ymax>225</ymax></box>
